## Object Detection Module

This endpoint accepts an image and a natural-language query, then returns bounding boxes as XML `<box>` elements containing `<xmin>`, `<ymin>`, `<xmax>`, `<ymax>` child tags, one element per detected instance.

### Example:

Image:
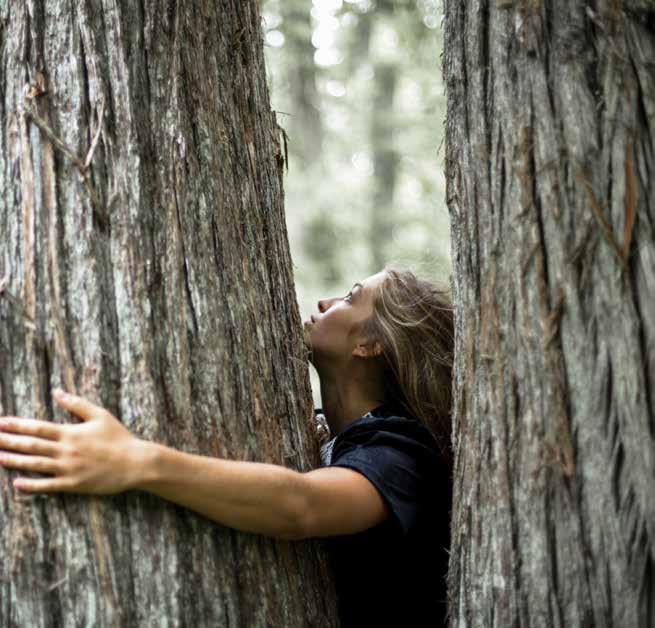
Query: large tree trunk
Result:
<box><xmin>0</xmin><ymin>2</ymin><xmax>339</xmax><ymax>626</ymax></box>
<box><xmin>443</xmin><ymin>2</ymin><xmax>654</xmax><ymax>626</ymax></box>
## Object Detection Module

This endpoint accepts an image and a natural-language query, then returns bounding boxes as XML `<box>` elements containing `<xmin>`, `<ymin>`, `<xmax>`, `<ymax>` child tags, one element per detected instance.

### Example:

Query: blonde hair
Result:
<box><xmin>362</xmin><ymin>265</ymin><xmax>454</xmax><ymax>466</ymax></box>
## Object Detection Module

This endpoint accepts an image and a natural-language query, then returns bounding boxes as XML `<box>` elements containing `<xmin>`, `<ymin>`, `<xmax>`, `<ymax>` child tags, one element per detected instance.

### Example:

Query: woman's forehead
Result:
<box><xmin>359</xmin><ymin>271</ymin><xmax>388</xmax><ymax>289</ymax></box>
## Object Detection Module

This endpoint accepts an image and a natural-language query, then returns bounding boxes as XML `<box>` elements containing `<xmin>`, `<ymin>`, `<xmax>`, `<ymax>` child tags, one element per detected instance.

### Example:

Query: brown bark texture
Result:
<box><xmin>0</xmin><ymin>1</ymin><xmax>339</xmax><ymax>626</ymax></box>
<box><xmin>443</xmin><ymin>1</ymin><xmax>654</xmax><ymax>626</ymax></box>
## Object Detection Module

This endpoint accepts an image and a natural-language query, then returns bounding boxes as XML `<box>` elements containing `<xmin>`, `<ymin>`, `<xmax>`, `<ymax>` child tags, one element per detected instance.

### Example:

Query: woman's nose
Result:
<box><xmin>317</xmin><ymin>298</ymin><xmax>334</xmax><ymax>313</ymax></box>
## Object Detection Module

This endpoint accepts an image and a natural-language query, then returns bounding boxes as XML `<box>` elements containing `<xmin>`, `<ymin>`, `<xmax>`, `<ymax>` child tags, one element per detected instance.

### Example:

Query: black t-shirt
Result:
<box><xmin>316</xmin><ymin>402</ymin><xmax>452</xmax><ymax>627</ymax></box>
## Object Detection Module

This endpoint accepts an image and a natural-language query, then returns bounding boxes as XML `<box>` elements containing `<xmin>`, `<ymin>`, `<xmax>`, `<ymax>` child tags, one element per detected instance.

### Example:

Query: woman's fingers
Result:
<box><xmin>0</xmin><ymin>417</ymin><xmax>62</xmax><ymax>441</ymax></box>
<box><xmin>0</xmin><ymin>391</ymin><xmax>135</xmax><ymax>496</ymax></box>
<box><xmin>52</xmin><ymin>388</ymin><xmax>105</xmax><ymax>422</ymax></box>
<box><xmin>13</xmin><ymin>476</ymin><xmax>73</xmax><ymax>493</ymax></box>
<box><xmin>0</xmin><ymin>432</ymin><xmax>60</xmax><ymax>457</ymax></box>
<box><xmin>0</xmin><ymin>452</ymin><xmax>62</xmax><ymax>475</ymax></box>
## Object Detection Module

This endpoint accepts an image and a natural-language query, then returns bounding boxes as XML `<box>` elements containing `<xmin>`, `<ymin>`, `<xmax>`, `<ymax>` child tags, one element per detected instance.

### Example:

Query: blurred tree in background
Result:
<box><xmin>260</xmin><ymin>0</ymin><xmax>449</xmax><ymax>403</ymax></box>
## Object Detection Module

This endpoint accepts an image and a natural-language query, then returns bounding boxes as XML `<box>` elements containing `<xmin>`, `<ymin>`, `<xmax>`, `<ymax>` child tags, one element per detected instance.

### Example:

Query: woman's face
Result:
<box><xmin>303</xmin><ymin>270</ymin><xmax>388</xmax><ymax>365</ymax></box>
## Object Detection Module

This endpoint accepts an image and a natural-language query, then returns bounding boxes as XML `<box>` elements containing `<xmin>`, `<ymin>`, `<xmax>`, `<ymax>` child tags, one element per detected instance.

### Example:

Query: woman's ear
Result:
<box><xmin>352</xmin><ymin>340</ymin><xmax>383</xmax><ymax>358</ymax></box>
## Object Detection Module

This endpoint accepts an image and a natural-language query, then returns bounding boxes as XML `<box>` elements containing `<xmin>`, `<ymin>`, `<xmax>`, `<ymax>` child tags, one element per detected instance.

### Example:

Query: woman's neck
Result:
<box><xmin>318</xmin><ymin>372</ymin><xmax>386</xmax><ymax>437</ymax></box>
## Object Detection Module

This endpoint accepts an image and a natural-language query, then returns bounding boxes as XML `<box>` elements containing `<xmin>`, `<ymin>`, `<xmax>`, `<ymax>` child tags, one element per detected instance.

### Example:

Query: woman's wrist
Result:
<box><xmin>128</xmin><ymin>438</ymin><xmax>163</xmax><ymax>491</ymax></box>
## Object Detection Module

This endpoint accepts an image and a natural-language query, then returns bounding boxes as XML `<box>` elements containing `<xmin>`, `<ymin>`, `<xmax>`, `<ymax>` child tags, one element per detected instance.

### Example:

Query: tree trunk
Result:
<box><xmin>369</xmin><ymin>61</ymin><xmax>399</xmax><ymax>273</ymax></box>
<box><xmin>443</xmin><ymin>2</ymin><xmax>654</xmax><ymax>626</ymax></box>
<box><xmin>366</xmin><ymin>0</ymin><xmax>400</xmax><ymax>274</ymax></box>
<box><xmin>0</xmin><ymin>2</ymin><xmax>339</xmax><ymax>626</ymax></box>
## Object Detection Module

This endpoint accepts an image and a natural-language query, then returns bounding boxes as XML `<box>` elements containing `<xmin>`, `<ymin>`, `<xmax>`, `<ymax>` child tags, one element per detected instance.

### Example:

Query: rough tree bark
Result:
<box><xmin>0</xmin><ymin>2</ymin><xmax>339</xmax><ymax>626</ymax></box>
<box><xmin>443</xmin><ymin>2</ymin><xmax>654</xmax><ymax>626</ymax></box>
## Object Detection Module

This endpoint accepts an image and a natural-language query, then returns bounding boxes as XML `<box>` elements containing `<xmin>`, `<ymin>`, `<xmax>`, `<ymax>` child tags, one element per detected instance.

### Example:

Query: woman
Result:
<box><xmin>0</xmin><ymin>265</ymin><xmax>454</xmax><ymax>626</ymax></box>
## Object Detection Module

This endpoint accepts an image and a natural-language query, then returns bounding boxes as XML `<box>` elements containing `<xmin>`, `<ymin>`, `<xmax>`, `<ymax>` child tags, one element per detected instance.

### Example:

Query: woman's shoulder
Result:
<box><xmin>326</xmin><ymin>403</ymin><xmax>444</xmax><ymax>467</ymax></box>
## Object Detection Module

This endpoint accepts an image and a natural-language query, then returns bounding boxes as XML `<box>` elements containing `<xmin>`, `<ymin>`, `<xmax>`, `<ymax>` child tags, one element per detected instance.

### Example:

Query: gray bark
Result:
<box><xmin>443</xmin><ymin>1</ymin><xmax>654</xmax><ymax>626</ymax></box>
<box><xmin>0</xmin><ymin>1</ymin><xmax>339</xmax><ymax>626</ymax></box>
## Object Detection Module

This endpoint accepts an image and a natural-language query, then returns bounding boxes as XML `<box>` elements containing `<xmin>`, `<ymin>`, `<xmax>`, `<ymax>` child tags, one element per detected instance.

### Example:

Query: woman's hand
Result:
<box><xmin>314</xmin><ymin>412</ymin><xmax>331</xmax><ymax>446</ymax></box>
<box><xmin>0</xmin><ymin>388</ymin><xmax>143</xmax><ymax>495</ymax></box>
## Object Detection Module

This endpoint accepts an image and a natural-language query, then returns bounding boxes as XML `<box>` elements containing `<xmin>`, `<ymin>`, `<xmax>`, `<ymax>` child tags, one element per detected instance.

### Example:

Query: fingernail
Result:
<box><xmin>53</xmin><ymin>388</ymin><xmax>66</xmax><ymax>400</ymax></box>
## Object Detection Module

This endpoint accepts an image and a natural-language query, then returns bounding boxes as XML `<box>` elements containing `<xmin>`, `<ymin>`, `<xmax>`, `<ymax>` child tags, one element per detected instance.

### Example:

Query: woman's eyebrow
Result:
<box><xmin>351</xmin><ymin>282</ymin><xmax>364</xmax><ymax>293</ymax></box>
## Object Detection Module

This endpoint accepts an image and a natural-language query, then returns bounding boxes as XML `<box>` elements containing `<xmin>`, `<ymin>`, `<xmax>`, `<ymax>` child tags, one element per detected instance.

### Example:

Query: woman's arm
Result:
<box><xmin>0</xmin><ymin>389</ymin><xmax>389</xmax><ymax>540</ymax></box>
<box><xmin>136</xmin><ymin>445</ymin><xmax>391</xmax><ymax>540</ymax></box>
<box><xmin>0</xmin><ymin>390</ymin><xmax>306</xmax><ymax>540</ymax></box>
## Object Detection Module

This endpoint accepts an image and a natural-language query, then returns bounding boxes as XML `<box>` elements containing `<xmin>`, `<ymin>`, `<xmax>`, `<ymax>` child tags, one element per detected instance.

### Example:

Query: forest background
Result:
<box><xmin>260</xmin><ymin>0</ymin><xmax>448</xmax><ymax>405</ymax></box>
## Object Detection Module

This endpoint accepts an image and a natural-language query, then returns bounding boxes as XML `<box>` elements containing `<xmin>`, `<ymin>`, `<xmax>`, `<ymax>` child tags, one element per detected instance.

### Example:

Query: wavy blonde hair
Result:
<box><xmin>361</xmin><ymin>265</ymin><xmax>454</xmax><ymax>466</ymax></box>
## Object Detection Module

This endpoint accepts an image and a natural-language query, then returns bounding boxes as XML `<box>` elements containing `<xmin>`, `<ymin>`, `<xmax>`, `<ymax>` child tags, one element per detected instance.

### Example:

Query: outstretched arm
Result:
<box><xmin>135</xmin><ymin>443</ymin><xmax>309</xmax><ymax>540</ymax></box>
<box><xmin>0</xmin><ymin>389</ymin><xmax>389</xmax><ymax>540</ymax></box>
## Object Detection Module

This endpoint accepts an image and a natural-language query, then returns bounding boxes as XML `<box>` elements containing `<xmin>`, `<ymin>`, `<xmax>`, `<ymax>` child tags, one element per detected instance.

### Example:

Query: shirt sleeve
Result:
<box><xmin>329</xmin><ymin>429</ymin><xmax>427</xmax><ymax>537</ymax></box>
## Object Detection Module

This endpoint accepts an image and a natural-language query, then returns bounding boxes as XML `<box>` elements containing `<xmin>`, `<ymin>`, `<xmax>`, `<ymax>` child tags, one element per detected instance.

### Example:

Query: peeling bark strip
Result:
<box><xmin>443</xmin><ymin>2</ymin><xmax>654</xmax><ymax>627</ymax></box>
<box><xmin>0</xmin><ymin>2</ymin><xmax>339</xmax><ymax>626</ymax></box>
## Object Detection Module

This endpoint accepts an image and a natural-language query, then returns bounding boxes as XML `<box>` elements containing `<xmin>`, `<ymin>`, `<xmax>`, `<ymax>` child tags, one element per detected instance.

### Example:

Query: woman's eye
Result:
<box><xmin>344</xmin><ymin>292</ymin><xmax>353</xmax><ymax>302</ymax></box>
